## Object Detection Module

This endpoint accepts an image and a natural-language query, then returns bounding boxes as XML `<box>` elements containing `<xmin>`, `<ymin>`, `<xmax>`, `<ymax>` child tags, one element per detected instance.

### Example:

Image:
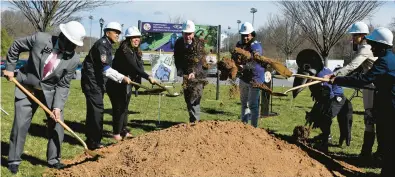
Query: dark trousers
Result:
<box><xmin>107</xmin><ymin>84</ymin><xmax>132</xmax><ymax>135</ymax></box>
<box><xmin>84</xmin><ymin>91</ymin><xmax>104</xmax><ymax>143</ymax></box>
<box><xmin>8</xmin><ymin>88</ymin><xmax>64</xmax><ymax>166</ymax></box>
<box><xmin>315</xmin><ymin>95</ymin><xmax>353</xmax><ymax>145</ymax></box>
<box><xmin>377</xmin><ymin>105</ymin><xmax>395</xmax><ymax>176</ymax></box>
<box><xmin>183</xmin><ymin>83</ymin><xmax>203</xmax><ymax>123</ymax></box>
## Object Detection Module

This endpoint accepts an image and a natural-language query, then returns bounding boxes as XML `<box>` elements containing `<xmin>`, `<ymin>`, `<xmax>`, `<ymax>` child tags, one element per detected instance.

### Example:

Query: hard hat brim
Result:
<box><xmin>239</xmin><ymin>31</ymin><xmax>250</xmax><ymax>35</ymax></box>
<box><xmin>60</xmin><ymin>24</ymin><xmax>84</xmax><ymax>46</ymax></box>
<box><xmin>182</xmin><ymin>30</ymin><xmax>195</xmax><ymax>33</ymax></box>
<box><xmin>366</xmin><ymin>36</ymin><xmax>393</xmax><ymax>46</ymax></box>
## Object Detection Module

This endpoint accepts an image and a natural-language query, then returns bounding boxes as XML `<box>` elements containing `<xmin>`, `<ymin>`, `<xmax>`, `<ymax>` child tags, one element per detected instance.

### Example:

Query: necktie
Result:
<box><xmin>43</xmin><ymin>52</ymin><xmax>58</xmax><ymax>78</ymax></box>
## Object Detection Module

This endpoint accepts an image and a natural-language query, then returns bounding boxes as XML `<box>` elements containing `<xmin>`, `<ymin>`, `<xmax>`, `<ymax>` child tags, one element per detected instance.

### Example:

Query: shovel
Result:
<box><xmin>283</xmin><ymin>80</ymin><xmax>322</xmax><ymax>94</ymax></box>
<box><xmin>10</xmin><ymin>78</ymin><xmax>102</xmax><ymax>158</ymax></box>
<box><xmin>293</xmin><ymin>74</ymin><xmax>330</xmax><ymax>82</ymax></box>
<box><xmin>154</xmin><ymin>83</ymin><xmax>180</xmax><ymax>97</ymax></box>
<box><xmin>129</xmin><ymin>81</ymin><xmax>166</xmax><ymax>94</ymax></box>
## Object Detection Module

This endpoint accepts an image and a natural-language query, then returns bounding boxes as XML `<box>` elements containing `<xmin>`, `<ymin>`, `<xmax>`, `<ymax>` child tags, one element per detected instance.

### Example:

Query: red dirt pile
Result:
<box><xmin>48</xmin><ymin>121</ymin><xmax>352</xmax><ymax>177</ymax></box>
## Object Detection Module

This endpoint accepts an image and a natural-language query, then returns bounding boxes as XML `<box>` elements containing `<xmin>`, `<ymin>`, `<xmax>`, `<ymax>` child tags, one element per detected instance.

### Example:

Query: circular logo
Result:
<box><xmin>264</xmin><ymin>71</ymin><xmax>272</xmax><ymax>83</ymax></box>
<box><xmin>143</xmin><ymin>23</ymin><xmax>151</xmax><ymax>31</ymax></box>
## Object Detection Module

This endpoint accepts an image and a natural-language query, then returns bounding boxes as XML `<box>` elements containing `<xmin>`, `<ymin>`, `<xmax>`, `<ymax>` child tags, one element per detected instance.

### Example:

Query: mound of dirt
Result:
<box><xmin>49</xmin><ymin>121</ymin><xmax>352</xmax><ymax>177</ymax></box>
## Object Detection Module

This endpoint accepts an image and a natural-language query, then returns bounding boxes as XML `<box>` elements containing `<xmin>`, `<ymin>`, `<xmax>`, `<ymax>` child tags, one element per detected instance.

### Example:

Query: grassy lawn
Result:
<box><xmin>1</xmin><ymin>78</ymin><xmax>379</xmax><ymax>176</ymax></box>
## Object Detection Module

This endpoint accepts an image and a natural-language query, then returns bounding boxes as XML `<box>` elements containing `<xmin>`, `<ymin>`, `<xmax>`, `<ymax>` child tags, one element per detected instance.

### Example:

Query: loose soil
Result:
<box><xmin>47</xmin><ymin>121</ymin><xmax>362</xmax><ymax>177</ymax></box>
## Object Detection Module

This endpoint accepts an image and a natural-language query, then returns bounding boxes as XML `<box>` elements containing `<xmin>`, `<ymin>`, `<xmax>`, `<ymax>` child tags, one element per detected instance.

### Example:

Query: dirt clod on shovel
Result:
<box><xmin>48</xmin><ymin>121</ymin><xmax>358</xmax><ymax>177</ymax></box>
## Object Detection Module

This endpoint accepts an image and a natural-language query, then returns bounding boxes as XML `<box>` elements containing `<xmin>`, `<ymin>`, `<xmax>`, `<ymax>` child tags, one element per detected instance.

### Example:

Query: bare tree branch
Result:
<box><xmin>9</xmin><ymin>0</ymin><xmax>125</xmax><ymax>32</ymax></box>
<box><xmin>265</xmin><ymin>14</ymin><xmax>305</xmax><ymax>61</ymax></box>
<box><xmin>278</xmin><ymin>1</ymin><xmax>383</xmax><ymax>66</ymax></box>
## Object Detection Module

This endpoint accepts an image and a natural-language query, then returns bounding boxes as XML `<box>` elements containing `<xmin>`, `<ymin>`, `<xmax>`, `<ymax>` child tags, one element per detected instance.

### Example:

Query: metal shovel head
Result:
<box><xmin>85</xmin><ymin>149</ymin><xmax>103</xmax><ymax>158</ymax></box>
<box><xmin>166</xmin><ymin>92</ymin><xmax>180</xmax><ymax>97</ymax></box>
<box><xmin>271</xmin><ymin>92</ymin><xmax>288</xmax><ymax>97</ymax></box>
<box><xmin>139</xmin><ymin>88</ymin><xmax>166</xmax><ymax>95</ymax></box>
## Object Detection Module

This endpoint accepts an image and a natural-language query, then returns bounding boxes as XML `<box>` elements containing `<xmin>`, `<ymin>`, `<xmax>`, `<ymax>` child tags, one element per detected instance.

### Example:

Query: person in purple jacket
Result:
<box><xmin>232</xmin><ymin>22</ymin><xmax>264</xmax><ymax>128</ymax></box>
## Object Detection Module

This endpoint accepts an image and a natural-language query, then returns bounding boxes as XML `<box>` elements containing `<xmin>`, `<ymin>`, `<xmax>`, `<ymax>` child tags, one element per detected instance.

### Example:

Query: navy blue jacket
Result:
<box><xmin>235</xmin><ymin>39</ymin><xmax>265</xmax><ymax>83</ymax></box>
<box><xmin>334</xmin><ymin>49</ymin><xmax>395</xmax><ymax>109</ymax></box>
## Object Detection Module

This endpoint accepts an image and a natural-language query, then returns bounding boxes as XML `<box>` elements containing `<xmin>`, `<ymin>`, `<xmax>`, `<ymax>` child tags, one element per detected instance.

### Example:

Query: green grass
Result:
<box><xmin>1</xmin><ymin>78</ymin><xmax>380</xmax><ymax>176</ymax></box>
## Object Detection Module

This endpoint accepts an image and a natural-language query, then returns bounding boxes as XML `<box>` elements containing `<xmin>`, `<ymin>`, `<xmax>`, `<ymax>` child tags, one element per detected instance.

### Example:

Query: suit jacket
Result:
<box><xmin>6</xmin><ymin>32</ymin><xmax>79</xmax><ymax>110</ymax></box>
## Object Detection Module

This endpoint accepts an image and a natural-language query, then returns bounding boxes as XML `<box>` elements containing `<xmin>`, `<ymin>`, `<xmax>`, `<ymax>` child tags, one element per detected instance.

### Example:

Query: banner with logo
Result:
<box><xmin>140</xmin><ymin>21</ymin><xmax>218</xmax><ymax>53</ymax></box>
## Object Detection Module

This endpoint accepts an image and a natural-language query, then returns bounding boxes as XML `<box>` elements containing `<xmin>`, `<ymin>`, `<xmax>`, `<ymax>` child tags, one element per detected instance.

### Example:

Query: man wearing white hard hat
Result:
<box><xmin>3</xmin><ymin>21</ymin><xmax>86</xmax><ymax>173</ymax></box>
<box><xmin>330</xmin><ymin>27</ymin><xmax>395</xmax><ymax>176</ymax></box>
<box><xmin>233</xmin><ymin>22</ymin><xmax>263</xmax><ymax>128</ymax></box>
<box><xmin>327</xmin><ymin>22</ymin><xmax>381</xmax><ymax>156</ymax></box>
<box><xmin>174</xmin><ymin>20</ymin><xmax>208</xmax><ymax>123</ymax></box>
<box><xmin>81</xmin><ymin>22</ymin><xmax>132</xmax><ymax>150</ymax></box>
<box><xmin>107</xmin><ymin>26</ymin><xmax>158</xmax><ymax>141</ymax></box>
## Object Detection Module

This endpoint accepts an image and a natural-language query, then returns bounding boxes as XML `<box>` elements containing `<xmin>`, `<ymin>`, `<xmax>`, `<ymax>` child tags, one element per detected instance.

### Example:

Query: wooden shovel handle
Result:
<box><xmin>10</xmin><ymin>78</ymin><xmax>88</xmax><ymax>149</ymax></box>
<box><xmin>292</xmin><ymin>74</ymin><xmax>330</xmax><ymax>82</ymax></box>
<box><xmin>284</xmin><ymin>80</ymin><xmax>322</xmax><ymax>94</ymax></box>
<box><xmin>129</xmin><ymin>80</ymin><xmax>151</xmax><ymax>90</ymax></box>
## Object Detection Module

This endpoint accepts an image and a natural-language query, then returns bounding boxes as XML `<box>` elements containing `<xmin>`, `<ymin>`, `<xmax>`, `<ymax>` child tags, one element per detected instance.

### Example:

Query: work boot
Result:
<box><xmin>8</xmin><ymin>164</ymin><xmax>19</xmax><ymax>174</ymax></box>
<box><xmin>86</xmin><ymin>140</ymin><xmax>104</xmax><ymax>150</ymax></box>
<box><xmin>360</xmin><ymin>131</ymin><xmax>375</xmax><ymax>157</ymax></box>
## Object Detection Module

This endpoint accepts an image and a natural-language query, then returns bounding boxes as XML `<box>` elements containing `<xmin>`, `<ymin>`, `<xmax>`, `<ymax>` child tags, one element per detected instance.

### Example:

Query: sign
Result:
<box><xmin>150</xmin><ymin>53</ymin><xmax>176</xmax><ymax>82</ymax></box>
<box><xmin>141</xmin><ymin>22</ymin><xmax>183</xmax><ymax>33</ymax></box>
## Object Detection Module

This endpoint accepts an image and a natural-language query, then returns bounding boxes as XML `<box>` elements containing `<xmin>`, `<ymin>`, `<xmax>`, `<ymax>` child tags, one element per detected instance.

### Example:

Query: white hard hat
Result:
<box><xmin>59</xmin><ymin>21</ymin><xmax>86</xmax><ymax>46</ymax></box>
<box><xmin>239</xmin><ymin>22</ymin><xmax>254</xmax><ymax>34</ymax></box>
<box><xmin>124</xmin><ymin>26</ymin><xmax>141</xmax><ymax>37</ymax></box>
<box><xmin>182</xmin><ymin>20</ymin><xmax>195</xmax><ymax>33</ymax></box>
<box><xmin>348</xmin><ymin>22</ymin><xmax>369</xmax><ymax>34</ymax></box>
<box><xmin>365</xmin><ymin>27</ymin><xmax>393</xmax><ymax>46</ymax></box>
<box><xmin>104</xmin><ymin>22</ymin><xmax>122</xmax><ymax>33</ymax></box>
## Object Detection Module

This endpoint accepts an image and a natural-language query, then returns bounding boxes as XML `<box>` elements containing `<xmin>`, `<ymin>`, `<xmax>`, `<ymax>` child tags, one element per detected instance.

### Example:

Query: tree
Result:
<box><xmin>265</xmin><ymin>14</ymin><xmax>305</xmax><ymax>61</ymax></box>
<box><xmin>9</xmin><ymin>1</ymin><xmax>119</xmax><ymax>32</ymax></box>
<box><xmin>1</xmin><ymin>28</ymin><xmax>14</xmax><ymax>57</ymax></box>
<box><xmin>167</xmin><ymin>15</ymin><xmax>185</xmax><ymax>24</ymax></box>
<box><xmin>278</xmin><ymin>1</ymin><xmax>383</xmax><ymax>66</ymax></box>
<box><xmin>1</xmin><ymin>10</ymin><xmax>36</xmax><ymax>38</ymax></box>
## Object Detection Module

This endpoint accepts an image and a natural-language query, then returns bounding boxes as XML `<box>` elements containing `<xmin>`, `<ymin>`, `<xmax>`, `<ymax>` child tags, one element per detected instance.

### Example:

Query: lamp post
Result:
<box><xmin>89</xmin><ymin>15</ymin><xmax>93</xmax><ymax>48</ymax></box>
<box><xmin>237</xmin><ymin>20</ymin><xmax>241</xmax><ymax>31</ymax></box>
<box><xmin>99</xmin><ymin>18</ymin><xmax>104</xmax><ymax>37</ymax></box>
<box><xmin>121</xmin><ymin>23</ymin><xmax>124</xmax><ymax>40</ymax></box>
<box><xmin>250</xmin><ymin>8</ymin><xmax>257</xmax><ymax>26</ymax></box>
<box><xmin>227</xmin><ymin>26</ymin><xmax>231</xmax><ymax>52</ymax></box>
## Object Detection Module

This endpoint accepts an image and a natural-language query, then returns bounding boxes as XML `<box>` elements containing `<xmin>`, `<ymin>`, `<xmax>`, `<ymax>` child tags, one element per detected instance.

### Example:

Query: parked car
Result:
<box><xmin>72</xmin><ymin>63</ymin><xmax>82</xmax><ymax>79</ymax></box>
<box><xmin>206</xmin><ymin>63</ymin><xmax>218</xmax><ymax>77</ymax></box>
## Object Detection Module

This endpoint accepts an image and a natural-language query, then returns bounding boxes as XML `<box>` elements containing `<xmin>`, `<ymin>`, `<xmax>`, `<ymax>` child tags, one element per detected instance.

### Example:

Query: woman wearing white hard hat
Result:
<box><xmin>174</xmin><ymin>20</ymin><xmax>209</xmax><ymax>123</ymax></box>
<box><xmin>107</xmin><ymin>26</ymin><xmax>158</xmax><ymax>141</ymax></box>
<box><xmin>327</xmin><ymin>22</ymin><xmax>381</xmax><ymax>156</ymax></box>
<box><xmin>81</xmin><ymin>21</ymin><xmax>132</xmax><ymax>149</ymax></box>
<box><xmin>330</xmin><ymin>27</ymin><xmax>395</xmax><ymax>176</ymax></box>
<box><xmin>233</xmin><ymin>22</ymin><xmax>264</xmax><ymax>128</ymax></box>
<box><xmin>4</xmin><ymin>21</ymin><xmax>86</xmax><ymax>173</ymax></box>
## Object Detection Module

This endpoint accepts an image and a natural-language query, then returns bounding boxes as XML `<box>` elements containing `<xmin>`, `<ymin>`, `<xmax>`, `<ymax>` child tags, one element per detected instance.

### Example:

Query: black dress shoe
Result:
<box><xmin>49</xmin><ymin>162</ymin><xmax>66</xmax><ymax>169</ymax></box>
<box><xmin>8</xmin><ymin>164</ymin><xmax>19</xmax><ymax>174</ymax></box>
<box><xmin>87</xmin><ymin>141</ymin><xmax>104</xmax><ymax>150</ymax></box>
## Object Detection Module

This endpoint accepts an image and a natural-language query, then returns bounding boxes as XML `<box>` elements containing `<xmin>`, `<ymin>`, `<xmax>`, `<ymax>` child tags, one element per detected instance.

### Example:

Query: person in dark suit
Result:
<box><xmin>329</xmin><ymin>27</ymin><xmax>394</xmax><ymax>176</ymax></box>
<box><xmin>107</xmin><ymin>26</ymin><xmax>158</xmax><ymax>141</ymax></box>
<box><xmin>81</xmin><ymin>22</ymin><xmax>132</xmax><ymax>150</ymax></box>
<box><xmin>3</xmin><ymin>21</ymin><xmax>86</xmax><ymax>174</ymax></box>
<box><xmin>174</xmin><ymin>20</ymin><xmax>208</xmax><ymax>123</ymax></box>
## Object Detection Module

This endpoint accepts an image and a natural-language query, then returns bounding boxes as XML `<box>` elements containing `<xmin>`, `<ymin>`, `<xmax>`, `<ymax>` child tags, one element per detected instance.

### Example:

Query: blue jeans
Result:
<box><xmin>239</xmin><ymin>79</ymin><xmax>261</xmax><ymax>127</ymax></box>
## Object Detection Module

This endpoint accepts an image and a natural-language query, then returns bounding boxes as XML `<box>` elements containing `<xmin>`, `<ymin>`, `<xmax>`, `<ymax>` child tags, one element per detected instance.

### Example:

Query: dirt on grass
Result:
<box><xmin>46</xmin><ymin>121</ymin><xmax>362</xmax><ymax>177</ymax></box>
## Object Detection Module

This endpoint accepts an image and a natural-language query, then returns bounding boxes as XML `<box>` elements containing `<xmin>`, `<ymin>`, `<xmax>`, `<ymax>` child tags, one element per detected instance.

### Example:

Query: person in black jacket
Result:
<box><xmin>107</xmin><ymin>26</ymin><xmax>158</xmax><ymax>141</ymax></box>
<box><xmin>174</xmin><ymin>20</ymin><xmax>208</xmax><ymax>123</ymax></box>
<box><xmin>81</xmin><ymin>22</ymin><xmax>132</xmax><ymax>149</ymax></box>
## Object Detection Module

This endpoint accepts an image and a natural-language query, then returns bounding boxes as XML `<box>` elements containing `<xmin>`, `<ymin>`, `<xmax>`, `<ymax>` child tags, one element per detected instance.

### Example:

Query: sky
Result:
<box><xmin>1</xmin><ymin>1</ymin><xmax>395</xmax><ymax>39</ymax></box>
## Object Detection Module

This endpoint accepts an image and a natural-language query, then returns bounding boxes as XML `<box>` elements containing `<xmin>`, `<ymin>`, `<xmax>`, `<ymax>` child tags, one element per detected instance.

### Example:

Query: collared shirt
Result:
<box><xmin>43</xmin><ymin>41</ymin><xmax>62</xmax><ymax>78</ymax></box>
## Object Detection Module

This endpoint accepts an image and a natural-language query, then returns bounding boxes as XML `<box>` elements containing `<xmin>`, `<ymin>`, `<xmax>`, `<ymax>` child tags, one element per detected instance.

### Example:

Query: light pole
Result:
<box><xmin>99</xmin><ymin>18</ymin><xmax>104</xmax><ymax>37</ymax></box>
<box><xmin>121</xmin><ymin>24</ymin><xmax>124</xmax><ymax>40</ymax></box>
<box><xmin>250</xmin><ymin>8</ymin><xmax>257</xmax><ymax>26</ymax></box>
<box><xmin>227</xmin><ymin>26</ymin><xmax>231</xmax><ymax>51</ymax></box>
<box><xmin>89</xmin><ymin>15</ymin><xmax>93</xmax><ymax>48</ymax></box>
<box><xmin>237</xmin><ymin>20</ymin><xmax>241</xmax><ymax>31</ymax></box>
